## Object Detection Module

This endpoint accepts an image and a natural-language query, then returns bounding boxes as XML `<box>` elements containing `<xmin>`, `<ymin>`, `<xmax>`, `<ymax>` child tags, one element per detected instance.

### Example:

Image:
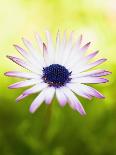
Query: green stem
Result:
<box><xmin>41</xmin><ymin>103</ymin><xmax>52</xmax><ymax>142</ymax></box>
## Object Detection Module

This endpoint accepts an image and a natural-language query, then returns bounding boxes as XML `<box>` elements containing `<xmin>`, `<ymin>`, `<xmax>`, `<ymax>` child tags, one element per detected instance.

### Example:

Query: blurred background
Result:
<box><xmin>0</xmin><ymin>0</ymin><xmax>116</xmax><ymax>155</ymax></box>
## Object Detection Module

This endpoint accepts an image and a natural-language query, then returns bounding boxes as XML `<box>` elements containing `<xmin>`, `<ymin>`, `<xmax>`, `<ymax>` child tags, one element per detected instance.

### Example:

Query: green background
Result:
<box><xmin>0</xmin><ymin>0</ymin><xmax>115</xmax><ymax>155</ymax></box>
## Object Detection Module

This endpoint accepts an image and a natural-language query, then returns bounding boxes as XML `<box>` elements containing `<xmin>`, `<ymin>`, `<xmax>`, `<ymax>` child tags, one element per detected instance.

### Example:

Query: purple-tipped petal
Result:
<box><xmin>74</xmin><ymin>34</ymin><xmax>83</xmax><ymax>49</ymax></box>
<box><xmin>77</xmin><ymin>34</ymin><xmax>83</xmax><ymax>47</ymax></box>
<box><xmin>86</xmin><ymin>51</ymin><xmax>99</xmax><ymax>60</ymax></box>
<box><xmin>13</xmin><ymin>44</ymin><xmax>42</xmax><ymax>69</ymax></box>
<box><xmin>14</xmin><ymin>44</ymin><xmax>28</xmax><ymax>57</ymax></box>
<box><xmin>72</xmin><ymin>51</ymin><xmax>99</xmax><ymax>69</ymax></box>
<box><xmin>30</xmin><ymin>89</ymin><xmax>46</xmax><ymax>113</ymax></box>
<box><xmin>91</xmin><ymin>70</ymin><xmax>112</xmax><ymax>77</ymax></box>
<box><xmin>72</xmin><ymin>77</ymin><xmax>109</xmax><ymax>84</ymax></box>
<box><xmin>16</xmin><ymin>83</ymin><xmax>47</xmax><ymax>102</ymax></box>
<box><xmin>45</xmin><ymin>31</ymin><xmax>54</xmax><ymax>63</ymax></box>
<box><xmin>61</xmin><ymin>31</ymin><xmax>67</xmax><ymax>49</ymax></box>
<box><xmin>4</xmin><ymin>71</ymin><xmax>38</xmax><ymax>79</ymax></box>
<box><xmin>56</xmin><ymin>30</ymin><xmax>60</xmax><ymax>46</ymax></box>
<box><xmin>67</xmin><ymin>83</ymin><xmax>92</xmax><ymax>100</ymax></box>
<box><xmin>45</xmin><ymin>87</ymin><xmax>55</xmax><ymax>104</ymax></box>
<box><xmin>22</xmin><ymin>37</ymin><xmax>44</xmax><ymax>66</ymax></box>
<box><xmin>79</xmin><ymin>84</ymin><xmax>105</xmax><ymax>98</ymax></box>
<box><xmin>6</xmin><ymin>55</ymin><xmax>38</xmax><ymax>73</ymax></box>
<box><xmin>35</xmin><ymin>32</ymin><xmax>43</xmax><ymax>51</ymax></box>
<box><xmin>16</xmin><ymin>94</ymin><xmax>28</xmax><ymax>102</ymax></box>
<box><xmin>8</xmin><ymin>79</ymin><xmax>39</xmax><ymax>89</ymax></box>
<box><xmin>43</xmin><ymin>43</ymin><xmax>50</xmax><ymax>65</ymax></box>
<box><xmin>56</xmin><ymin>88</ymin><xmax>67</xmax><ymax>106</ymax></box>
<box><xmin>63</xmin><ymin>87</ymin><xmax>86</xmax><ymax>115</ymax></box>
<box><xmin>45</xmin><ymin>31</ymin><xmax>54</xmax><ymax>53</ymax></box>
<box><xmin>74</xmin><ymin>70</ymin><xmax>111</xmax><ymax>78</ymax></box>
<box><xmin>80</xmin><ymin>42</ymin><xmax>91</xmax><ymax>53</ymax></box>
<box><xmin>79</xmin><ymin>58</ymin><xmax>107</xmax><ymax>72</ymax></box>
<box><xmin>22</xmin><ymin>37</ymin><xmax>35</xmax><ymax>53</ymax></box>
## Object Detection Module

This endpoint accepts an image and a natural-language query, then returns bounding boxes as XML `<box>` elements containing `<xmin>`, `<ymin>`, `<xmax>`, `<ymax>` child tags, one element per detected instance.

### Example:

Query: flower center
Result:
<box><xmin>42</xmin><ymin>64</ymin><xmax>72</xmax><ymax>88</ymax></box>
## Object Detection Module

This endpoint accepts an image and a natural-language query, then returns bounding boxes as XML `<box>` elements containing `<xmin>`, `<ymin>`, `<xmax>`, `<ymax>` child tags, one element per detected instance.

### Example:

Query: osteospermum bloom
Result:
<box><xmin>5</xmin><ymin>31</ymin><xmax>111</xmax><ymax>115</ymax></box>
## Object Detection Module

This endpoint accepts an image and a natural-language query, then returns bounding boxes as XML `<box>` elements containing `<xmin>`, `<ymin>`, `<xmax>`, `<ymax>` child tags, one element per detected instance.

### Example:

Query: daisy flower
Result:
<box><xmin>5</xmin><ymin>31</ymin><xmax>111</xmax><ymax>115</ymax></box>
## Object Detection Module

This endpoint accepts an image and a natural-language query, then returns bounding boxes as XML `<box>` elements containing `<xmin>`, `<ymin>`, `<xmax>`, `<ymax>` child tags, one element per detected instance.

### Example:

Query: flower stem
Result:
<box><xmin>41</xmin><ymin>103</ymin><xmax>52</xmax><ymax>142</ymax></box>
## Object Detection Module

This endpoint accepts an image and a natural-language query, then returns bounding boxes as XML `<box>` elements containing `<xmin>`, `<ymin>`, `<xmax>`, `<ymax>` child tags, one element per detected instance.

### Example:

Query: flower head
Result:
<box><xmin>5</xmin><ymin>31</ymin><xmax>111</xmax><ymax>115</ymax></box>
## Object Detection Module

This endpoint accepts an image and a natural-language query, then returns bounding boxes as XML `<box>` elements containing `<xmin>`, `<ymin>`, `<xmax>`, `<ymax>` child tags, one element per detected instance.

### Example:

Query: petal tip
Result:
<box><xmin>29</xmin><ymin>106</ymin><xmax>35</xmax><ymax>113</ymax></box>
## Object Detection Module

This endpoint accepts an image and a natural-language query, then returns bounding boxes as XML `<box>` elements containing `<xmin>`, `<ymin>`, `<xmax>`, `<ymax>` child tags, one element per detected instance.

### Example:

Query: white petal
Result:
<box><xmin>16</xmin><ymin>82</ymin><xmax>47</xmax><ymax>101</ymax></box>
<box><xmin>61</xmin><ymin>32</ymin><xmax>74</xmax><ymax>65</ymax></box>
<box><xmin>7</xmin><ymin>55</ymin><xmax>42</xmax><ymax>74</ymax></box>
<box><xmin>54</xmin><ymin>30</ymin><xmax>60</xmax><ymax>63</ymax></box>
<box><xmin>67</xmin><ymin>34</ymin><xmax>82</xmax><ymax>62</ymax></box>
<box><xmin>76</xmin><ymin>58</ymin><xmax>107</xmax><ymax>73</ymax></box>
<box><xmin>43</xmin><ymin>43</ymin><xmax>51</xmax><ymax>65</ymax></box>
<box><xmin>8</xmin><ymin>79</ymin><xmax>41</xmax><ymax>89</ymax></box>
<box><xmin>75</xmin><ymin>34</ymin><xmax>83</xmax><ymax>48</ymax></box>
<box><xmin>78</xmin><ymin>84</ymin><xmax>105</xmax><ymax>98</ymax></box>
<box><xmin>22</xmin><ymin>37</ymin><xmax>45</xmax><ymax>66</ymax></box>
<box><xmin>69</xmin><ymin>51</ymin><xmax>99</xmax><ymax>69</ymax></box>
<box><xmin>45</xmin><ymin>87</ymin><xmax>55</xmax><ymax>104</ymax></box>
<box><xmin>72</xmin><ymin>69</ymin><xmax>111</xmax><ymax>78</ymax></box>
<box><xmin>5</xmin><ymin>71</ymin><xmax>40</xmax><ymax>79</ymax></box>
<box><xmin>13</xmin><ymin>44</ymin><xmax>42</xmax><ymax>70</ymax></box>
<box><xmin>80</xmin><ymin>42</ymin><xmax>91</xmax><ymax>53</ymax></box>
<box><xmin>30</xmin><ymin>89</ymin><xmax>46</xmax><ymax>113</ymax></box>
<box><xmin>56</xmin><ymin>31</ymin><xmax>67</xmax><ymax>64</ymax></box>
<box><xmin>35</xmin><ymin>32</ymin><xmax>43</xmax><ymax>51</ymax></box>
<box><xmin>71</xmin><ymin>77</ymin><xmax>108</xmax><ymax>84</ymax></box>
<box><xmin>62</xmin><ymin>87</ymin><xmax>86</xmax><ymax>115</ymax></box>
<box><xmin>45</xmin><ymin>31</ymin><xmax>55</xmax><ymax>63</ymax></box>
<box><xmin>67</xmin><ymin>83</ymin><xmax>92</xmax><ymax>100</ymax></box>
<box><xmin>56</xmin><ymin>88</ymin><xmax>67</xmax><ymax>106</ymax></box>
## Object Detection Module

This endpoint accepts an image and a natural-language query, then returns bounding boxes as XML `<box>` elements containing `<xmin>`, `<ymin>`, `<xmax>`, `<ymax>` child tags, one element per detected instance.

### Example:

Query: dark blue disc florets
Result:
<box><xmin>42</xmin><ymin>64</ymin><xmax>72</xmax><ymax>88</ymax></box>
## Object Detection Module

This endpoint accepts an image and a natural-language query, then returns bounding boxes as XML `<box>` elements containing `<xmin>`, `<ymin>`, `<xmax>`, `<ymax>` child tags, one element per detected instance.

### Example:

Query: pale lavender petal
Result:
<box><xmin>80</xmin><ymin>42</ymin><xmax>91</xmax><ymax>53</ymax></box>
<box><xmin>7</xmin><ymin>55</ymin><xmax>39</xmax><ymax>73</ymax></box>
<box><xmin>45</xmin><ymin>31</ymin><xmax>54</xmax><ymax>53</ymax></box>
<box><xmin>86</xmin><ymin>51</ymin><xmax>99</xmax><ymax>60</ymax></box>
<box><xmin>22</xmin><ymin>37</ymin><xmax>44</xmax><ymax>66</ymax></box>
<box><xmin>91</xmin><ymin>70</ymin><xmax>112</xmax><ymax>77</ymax></box>
<box><xmin>72</xmin><ymin>77</ymin><xmax>108</xmax><ymax>84</ymax></box>
<box><xmin>16</xmin><ymin>83</ymin><xmax>47</xmax><ymax>102</ymax></box>
<box><xmin>78</xmin><ymin>58</ymin><xmax>107</xmax><ymax>73</ymax></box>
<box><xmin>76</xmin><ymin>34</ymin><xmax>83</xmax><ymax>48</ymax></box>
<box><xmin>61</xmin><ymin>31</ymin><xmax>67</xmax><ymax>49</ymax></box>
<box><xmin>62</xmin><ymin>87</ymin><xmax>86</xmax><ymax>115</ymax></box>
<box><xmin>61</xmin><ymin>32</ymin><xmax>74</xmax><ymax>65</ymax></box>
<box><xmin>8</xmin><ymin>79</ymin><xmax>40</xmax><ymax>89</ymax></box>
<box><xmin>5</xmin><ymin>71</ymin><xmax>39</xmax><ymax>79</ymax></box>
<box><xmin>79</xmin><ymin>84</ymin><xmax>105</xmax><ymax>98</ymax></box>
<box><xmin>13</xmin><ymin>44</ymin><xmax>28</xmax><ymax>58</ymax></box>
<box><xmin>45</xmin><ymin>87</ymin><xmax>55</xmax><ymax>104</ymax></box>
<box><xmin>35</xmin><ymin>32</ymin><xmax>43</xmax><ymax>51</ymax></box>
<box><xmin>67</xmin><ymin>83</ymin><xmax>92</xmax><ymax>100</ymax></box>
<box><xmin>75</xmin><ymin>70</ymin><xmax>111</xmax><ymax>78</ymax></box>
<box><xmin>70</xmin><ymin>34</ymin><xmax>83</xmax><ymax>56</ymax></box>
<box><xmin>43</xmin><ymin>43</ymin><xmax>50</xmax><ymax>65</ymax></box>
<box><xmin>16</xmin><ymin>94</ymin><xmax>28</xmax><ymax>102</ymax></box>
<box><xmin>56</xmin><ymin>88</ymin><xmax>67</xmax><ymax>106</ymax></box>
<box><xmin>30</xmin><ymin>89</ymin><xmax>46</xmax><ymax>113</ymax></box>
<box><xmin>71</xmin><ymin>51</ymin><xmax>99</xmax><ymax>69</ymax></box>
<box><xmin>13</xmin><ymin>44</ymin><xmax>42</xmax><ymax>70</ymax></box>
<box><xmin>64</xmin><ymin>41</ymin><xmax>90</xmax><ymax>69</ymax></box>
<box><xmin>54</xmin><ymin>30</ymin><xmax>61</xmax><ymax>63</ymax></box>
<box><xmin>45</xmin><ymin>31</ymin><xmax>54</xmax><ymax>63</ymax></box>
<box><xmin>55</xmin><ymin>31</ymin><xmax>67</xmax><ymax>64</ymax></box>
<box><xmin>56</xmin><ymin>30</ymin><xmax>60</xmax><ymax>48</ymax></box>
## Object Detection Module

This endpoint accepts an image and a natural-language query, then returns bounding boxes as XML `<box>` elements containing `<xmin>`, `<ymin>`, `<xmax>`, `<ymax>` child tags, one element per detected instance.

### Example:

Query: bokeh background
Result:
<box><xmin>0</xmin><ymin>0</ymin><xmax>116</xmax><ymax>155</ymax></box>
